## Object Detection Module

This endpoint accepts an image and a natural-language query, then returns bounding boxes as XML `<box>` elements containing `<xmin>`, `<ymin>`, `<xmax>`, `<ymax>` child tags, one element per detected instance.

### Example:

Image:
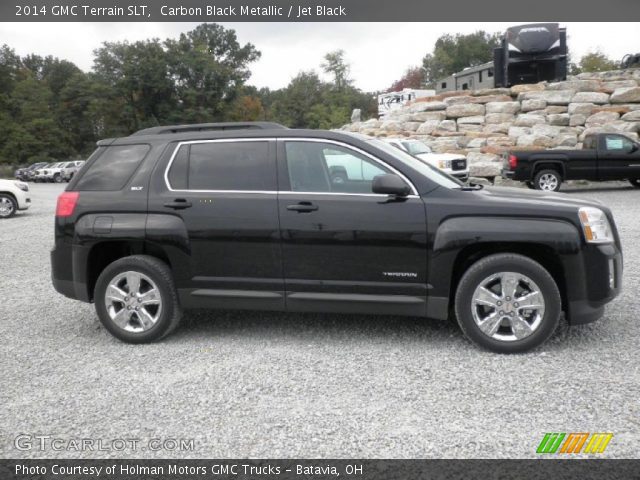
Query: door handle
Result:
<box><xmin>287</xmin><ymin>202</ymin><xmax>318</xmax><ymax>213</ymax></box>
<box><xmin>164</xmin><ymin>199</ymin><xmax>192</xmax><ymax>210</ymax></box>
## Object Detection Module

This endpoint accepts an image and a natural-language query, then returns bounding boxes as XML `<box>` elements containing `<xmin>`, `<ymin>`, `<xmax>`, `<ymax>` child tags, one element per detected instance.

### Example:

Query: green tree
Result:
<box><xmin>93</xmin><ymin>39</ymin><xmax>176</xmax><ymax>131</ymax></box>
<box><xmin>422</xmin><ymin>31</ymin><xmax>501</xmax><ymax>86</ymax></box>
<box><xmin>321</xmin><ymin>50</ymin><xmax>351</xmax><ymax>90</ymax></box>
<box><xmin>164</xmin><ymin>23</ymin><xmax>261</xmax><ymax>123</ymax></box>
<box><xmin>0</xmin><ymin>44</ymin><xmax>21</xmax><ymax>96</ymax></box>
<box><xmin>1</xmin><ymin>77</ymin><xmax>71</xmax><ymax>163</ymax></box>
<box><xmin>269</xmin><ymin>71</ymin><xmax>325</xmax><ymax>127</ymax></box>
<box><xmin>570</xmin><ymin>51</ymin><xmax>618</xmax><ymax>75</ymax></box>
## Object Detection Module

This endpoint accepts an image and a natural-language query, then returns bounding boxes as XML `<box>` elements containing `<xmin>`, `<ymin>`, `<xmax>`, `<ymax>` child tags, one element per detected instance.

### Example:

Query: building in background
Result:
<box><xmin>437</xmin><ymin>62</ymin><xmax>495</xmax><ymax>93</ymax></box>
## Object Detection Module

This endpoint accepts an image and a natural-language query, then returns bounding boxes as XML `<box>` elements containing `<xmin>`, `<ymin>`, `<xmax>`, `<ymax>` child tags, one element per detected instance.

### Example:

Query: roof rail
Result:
<box><xmin>130</xmin><ymin>122</ymin><xmax>288</xmax><ymax>136</ymax></box>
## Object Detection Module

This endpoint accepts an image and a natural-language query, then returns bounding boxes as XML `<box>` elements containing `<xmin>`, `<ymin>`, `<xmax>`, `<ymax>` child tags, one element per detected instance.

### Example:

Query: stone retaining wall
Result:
<box><xmin>343</xmin><ymin>69</ymin><xmax>640</xmax><ymax>177</ymax></box>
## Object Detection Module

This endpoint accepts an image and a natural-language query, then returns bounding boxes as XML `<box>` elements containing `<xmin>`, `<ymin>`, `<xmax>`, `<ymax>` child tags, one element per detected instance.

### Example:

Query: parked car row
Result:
<box><xmin>15</xmin><ymin>160</ymin><xmax>85</xmax><ymax>183</ymax></box>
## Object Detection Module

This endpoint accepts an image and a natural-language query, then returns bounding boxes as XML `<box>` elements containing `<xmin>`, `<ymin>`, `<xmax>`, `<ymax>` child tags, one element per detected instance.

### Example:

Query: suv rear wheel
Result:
<box><xmin>454</xmin><ymin>253</ymin><xmax>561</xmax><ymax>353</ymax></box>
<box><xmin>94</xmin><ymin>255</ymin><xmax>182</xmax><ymax>343</ymax></box>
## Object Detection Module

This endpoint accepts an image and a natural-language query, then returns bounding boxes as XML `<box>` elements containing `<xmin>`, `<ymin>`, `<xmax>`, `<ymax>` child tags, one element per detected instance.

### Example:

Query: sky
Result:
<box><xmin>0</xmin><ymin>22</ymin><xmax>638</xmax><ymax>92</ymax></box>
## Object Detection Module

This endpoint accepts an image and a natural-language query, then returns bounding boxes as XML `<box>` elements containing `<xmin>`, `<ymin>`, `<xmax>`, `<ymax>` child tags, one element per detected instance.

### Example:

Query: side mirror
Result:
<box><xmin>372</xmin><ymin>174</ymin><xmax>411</xmax><ymax>197</ymax></box>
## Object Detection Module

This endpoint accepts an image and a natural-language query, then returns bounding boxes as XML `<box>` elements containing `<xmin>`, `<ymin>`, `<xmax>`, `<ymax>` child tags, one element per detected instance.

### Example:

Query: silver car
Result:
<box><xmin>61</xmin><ymin>160</ymin><xmax>85</xmax><ymax>182</ymax></box>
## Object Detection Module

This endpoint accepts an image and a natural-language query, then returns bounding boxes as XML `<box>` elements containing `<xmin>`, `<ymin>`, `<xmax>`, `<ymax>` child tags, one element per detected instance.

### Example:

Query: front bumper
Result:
<box><xmin>564</xmin><ymin>242</ymin><xmax>623</xmax><ymax>325</ymax></box>
<box><xmin>452</xmin><ymin>171</ymin><xmax>469</xmax><ymax>182</ymax></box>
<box><xmin>18</xmin><ymin>198</ymin><xmax>31</xmax><ymax>210</ymax></box>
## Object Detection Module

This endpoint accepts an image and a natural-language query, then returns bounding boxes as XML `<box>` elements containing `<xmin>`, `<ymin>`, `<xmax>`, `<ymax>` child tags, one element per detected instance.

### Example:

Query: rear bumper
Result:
<box><xmin>51</xmin><ymin>243</ymin><xmax>91</xmax><ymax>303</ymax></box>
<box><xmin>501</xmin><ymin>169</ymin><xmax>516</xmax><ymax>179</ymax></box>
<box><xmin>564</xmin><ymin>243</ymin><xmax>623</xmax><ymax>325</ymax></box>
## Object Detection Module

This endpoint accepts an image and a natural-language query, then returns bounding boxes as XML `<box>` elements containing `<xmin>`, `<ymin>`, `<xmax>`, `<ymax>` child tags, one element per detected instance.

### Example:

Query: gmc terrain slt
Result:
<box><xmin>51</xmin><ymin>122</ymin><xmax>623</xmax><ymax>353</ymax></box>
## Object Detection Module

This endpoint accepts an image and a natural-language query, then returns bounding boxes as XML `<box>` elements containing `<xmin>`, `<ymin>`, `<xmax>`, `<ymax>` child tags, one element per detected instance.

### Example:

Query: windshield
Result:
<box><xmin>369</xmin><ymin>139</ymin><xmax>463</xmax><ymax>189</ymax></box>
<box><xmin>402</xmin><ymin>140</ymin><xmax>431</xmax><ymax>155</ymax></box>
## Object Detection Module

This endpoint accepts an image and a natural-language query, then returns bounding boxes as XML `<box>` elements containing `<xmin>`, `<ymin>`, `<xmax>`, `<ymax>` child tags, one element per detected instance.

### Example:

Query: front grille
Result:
<box><xmin>452</xmin><ymin>159</ymin><xmax>467</xmax><ymax>171</ymax></box>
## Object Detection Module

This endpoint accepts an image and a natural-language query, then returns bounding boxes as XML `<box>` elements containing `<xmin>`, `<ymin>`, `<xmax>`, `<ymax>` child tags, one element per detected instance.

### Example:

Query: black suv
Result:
<box><xmin>51</xmin><ymin>122</ymin><xmax>623</xmax><ymax>353</ymax></box>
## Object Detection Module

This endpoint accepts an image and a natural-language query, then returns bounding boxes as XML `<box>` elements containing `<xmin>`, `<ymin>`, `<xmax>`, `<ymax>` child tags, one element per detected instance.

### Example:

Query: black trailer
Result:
<box><xmin>493</xmin><ymin>23</ymin><xmax>568</xmax><ymax>88</ymax></box>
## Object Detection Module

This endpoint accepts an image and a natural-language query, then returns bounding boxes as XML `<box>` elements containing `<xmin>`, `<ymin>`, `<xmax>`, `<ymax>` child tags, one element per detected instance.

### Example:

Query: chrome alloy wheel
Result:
<box><xmin>0</xmin><ymin>196</ymin><xmax>15</xmax><ymax>217</ymax></box>
<box><xmin>104</xmin><ymin>271</ymin><xmax>162</xmax><ymax>333</ymax></box>
<box><xmin>538</xmin><ymin>173</ymin><xmax>558</xmax><ymax>191</ymax></box>
<box><xmin>470</xmin><ymin>272</ymin><xmax>545</xmax><ymax>342</ymax></box>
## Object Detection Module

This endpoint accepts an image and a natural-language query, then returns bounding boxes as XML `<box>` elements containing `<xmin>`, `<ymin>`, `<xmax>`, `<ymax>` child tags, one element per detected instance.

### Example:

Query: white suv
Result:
<box><xmin>44</xmin><ymin>162</ymin><xmax>72</xmax><ymax>183</ymax></box>
<box><xmin>61</xmin><ymin>160</ymin><xmax>85</xmax><ymax>182</ymax></box>
<box><xmin>0</xmin><ymin>179</ymin><xmax>31</xmax><ymax>218</ymax></box>
<box><xmin>383</xmin><ymin>138</ymin><xmax>469</xmax><ymax>181</ymax></box>
<box><xmin>34</xmin><ymin>163</ymin><xmax>61</xmax><ymax>182</ymax></box>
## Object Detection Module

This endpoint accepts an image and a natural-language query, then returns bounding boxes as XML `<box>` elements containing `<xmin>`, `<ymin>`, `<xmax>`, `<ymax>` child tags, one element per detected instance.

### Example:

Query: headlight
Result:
<box><xmin>578</xmin><ymin>207</ymin><xmax>613</xmax><ymax>244</ymax></box>
<box><xmin>14</xmin><ymin>181</ymin><xmax>29</xmax><ymax>192</ymax></box>
<box><xmin>438</xmin><ymin>159</ymin><xmax>452</xmax><ymax>169</ymax></box>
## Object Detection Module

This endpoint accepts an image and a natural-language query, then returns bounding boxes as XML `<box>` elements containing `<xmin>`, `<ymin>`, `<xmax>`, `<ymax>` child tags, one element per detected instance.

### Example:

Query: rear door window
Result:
<box><xmin>167</xmin><ymin>141</ymin><xmax>274</xmax><ymax>191</ymax></box>
<box><xmin>75</xmin><ymin>145</ymin><xmax>150</xmax><ymax>191</ymax></box>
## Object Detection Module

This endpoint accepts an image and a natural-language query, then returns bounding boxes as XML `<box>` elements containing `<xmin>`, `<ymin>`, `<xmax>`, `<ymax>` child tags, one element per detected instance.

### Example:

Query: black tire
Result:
<box><xmin>53</xmin><ymin>174</ymin><xmax>62</xmax><ymax>183</ymax></box>
<box><xmin>533</xmin><ymin>169</ymin><xmax>562</xmax><ymax>192</ymax></box>
<box><xmin>0</xmin><ymin>193</ymin><xmax>17</xmax><ymax>219</ymax></box>
<box><xmin>94</xmin><ymin>255</ymin><xmax>182</xmax><ymax>343</ymax></box>
<box><xmin>454</xmin><ymin>253</ymin><xmax>561</xmax><ymax>354</ymax></box>
<box><xmin>629</xmin><ymin>179</ymin><xmax>640</xmax><ymax>188</ymax></box>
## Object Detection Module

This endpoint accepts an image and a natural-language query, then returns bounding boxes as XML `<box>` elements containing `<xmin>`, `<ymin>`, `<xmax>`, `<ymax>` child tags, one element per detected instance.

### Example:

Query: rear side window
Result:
<box><xmin>75</xmin><ymin>145</ymin><xmax>149</xmax><ymax>191</ymax></box>
<box><xmin>167</xmin><ymin>141</ymin><xmax>274</xmax><ymax>191</ymax></box>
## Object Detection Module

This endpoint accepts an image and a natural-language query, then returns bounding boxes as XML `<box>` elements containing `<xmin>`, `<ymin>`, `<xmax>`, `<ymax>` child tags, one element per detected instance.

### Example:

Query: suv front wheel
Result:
<box><xmin>94</xmin><ymin>255</ymin><xmax>182</xmax><ymax>343</ymax></box>
<box><xmin>0</xmin><ymin>194</ymin><xmax>17</xmax><ymax>218</ymax></box>
<box><xmin>454</xmin><ymin>253</ymin><xmax>561</xmax><ymax>353</ymax></box>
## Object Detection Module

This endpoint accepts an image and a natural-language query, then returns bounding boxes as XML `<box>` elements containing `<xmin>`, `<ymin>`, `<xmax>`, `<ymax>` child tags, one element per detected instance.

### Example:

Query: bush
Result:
<box><xmin>0</xmin><ymin>164</ymin><xmax>16</xmax><ymax>179</ymax></box>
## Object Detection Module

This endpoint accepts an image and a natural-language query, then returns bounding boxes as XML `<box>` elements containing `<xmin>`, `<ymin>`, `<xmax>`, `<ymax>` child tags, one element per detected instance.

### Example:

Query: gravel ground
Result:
<box><xmin>1</xmin><ymin>182</ymin><xmax>639</xmax><ymax>459</ymax></box>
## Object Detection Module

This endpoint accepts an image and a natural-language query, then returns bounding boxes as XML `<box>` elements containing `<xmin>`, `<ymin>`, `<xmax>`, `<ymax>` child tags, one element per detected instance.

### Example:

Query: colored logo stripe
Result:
<box><xmin>537</xmin><ymin>433</ymin><xmax>613</xmax><ymax>454</ymax></box>
<box><xmin>560</xmin><ymin>433</ymin><xmax>589</xmax><ymax>453</ymax></box>
<box><xmin>584</xmin><ymin>433</ymin><xmax>614</xmax><ymax>454</ymax></box>
<box><xmin>537</xmin><ymin>433</ymin><xmax>565</xmax><ymax>453</ymax></box>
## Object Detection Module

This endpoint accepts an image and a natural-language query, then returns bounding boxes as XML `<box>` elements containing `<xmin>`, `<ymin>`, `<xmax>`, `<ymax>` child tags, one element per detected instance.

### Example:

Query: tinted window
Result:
<box><xmin>75</xmin><ymin>145</ymin><xmax>149</xmax><ymax>191</ymax></box>
<box><xmin>285</xmin><ymin>141</ymin><xmax>396</xmax><ymax>194</ymax></box>
<box><xmin>168</xmin><ymin>141</ymin><xmax>273</xmax><ymax>191</ymax></box>
<box><xmin>167</xmin><ymin>145</ymin><xmax>189</xmax><ymax>190</ymax></box>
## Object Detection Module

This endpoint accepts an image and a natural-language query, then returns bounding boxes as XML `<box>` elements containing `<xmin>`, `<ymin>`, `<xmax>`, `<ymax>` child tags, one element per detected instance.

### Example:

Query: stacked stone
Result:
<box><xmin>342</xmin><ymin>69</ymin><xmax>640</xmax><ymax>178</ymax></box>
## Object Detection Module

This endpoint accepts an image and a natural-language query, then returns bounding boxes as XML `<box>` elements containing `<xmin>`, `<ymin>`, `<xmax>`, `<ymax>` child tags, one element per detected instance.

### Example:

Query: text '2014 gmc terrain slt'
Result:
<box><xmin>51</xmin><ymin>122</ymin><xmax>623</xmax><ymax>353</ymax></box>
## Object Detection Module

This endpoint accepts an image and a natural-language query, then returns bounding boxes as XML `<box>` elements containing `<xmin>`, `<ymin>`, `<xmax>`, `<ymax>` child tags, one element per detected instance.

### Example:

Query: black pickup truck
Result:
<box><xmin>502</xmin><ymin>133</ymin><xmax>640</xmax><ymax>191</ymax></box>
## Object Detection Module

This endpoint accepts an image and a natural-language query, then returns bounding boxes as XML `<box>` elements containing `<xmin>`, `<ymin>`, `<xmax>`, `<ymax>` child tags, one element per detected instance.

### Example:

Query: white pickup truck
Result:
<box><xmin>383</xmin><ymin>138</ymin><xmax>469</xmax><ymax>182</ymax></box>
<box><xmin>0</xmin><ymin>179</ymin><xmax>31</xmax><ymax>218</ymax></box>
